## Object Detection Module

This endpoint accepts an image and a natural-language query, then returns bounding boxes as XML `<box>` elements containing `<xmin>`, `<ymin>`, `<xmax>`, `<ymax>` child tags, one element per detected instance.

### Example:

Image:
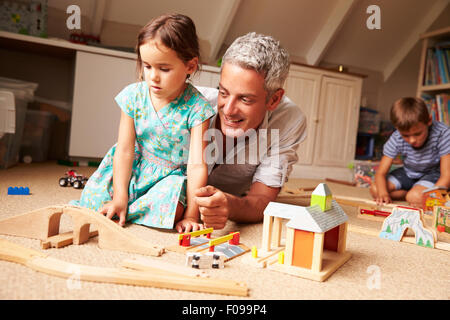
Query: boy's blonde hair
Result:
<box><xmin>390</xmin><ymin>97</ymin><xmax>430</xmax><ymax>131</ymax></box>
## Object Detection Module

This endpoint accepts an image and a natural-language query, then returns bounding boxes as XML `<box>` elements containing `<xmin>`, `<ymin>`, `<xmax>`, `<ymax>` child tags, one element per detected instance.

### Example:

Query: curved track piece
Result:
<box><xmin>0</xmin><ymin>238</ymin><xmax>248</xmax><ymax>297</ymax></box>
<box><xmin>0</xmin><ymin>205</ymin><xmax>164</xmax><ymax>256</ymax></box>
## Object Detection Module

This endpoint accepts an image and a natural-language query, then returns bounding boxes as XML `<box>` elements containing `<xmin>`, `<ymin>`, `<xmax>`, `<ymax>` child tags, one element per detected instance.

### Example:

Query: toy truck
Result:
<box><xmin>59</xmin><ymin>170</ymin><xmax>88</xmax><ymax>189</ymax></box>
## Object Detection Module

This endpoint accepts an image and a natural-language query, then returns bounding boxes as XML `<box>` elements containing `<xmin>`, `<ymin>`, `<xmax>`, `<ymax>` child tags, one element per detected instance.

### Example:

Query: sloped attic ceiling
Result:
<box><xmin>48</xmin><ymin>0</ymin><xmax>450</xmax><ymax>81</ymax></box>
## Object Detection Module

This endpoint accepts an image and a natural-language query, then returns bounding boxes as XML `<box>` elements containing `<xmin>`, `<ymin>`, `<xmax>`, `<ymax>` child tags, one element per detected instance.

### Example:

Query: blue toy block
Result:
<box><xmin>7</xmin><ymin>187</ymin><xmax>30</xmax><ymax>195</ymax></box>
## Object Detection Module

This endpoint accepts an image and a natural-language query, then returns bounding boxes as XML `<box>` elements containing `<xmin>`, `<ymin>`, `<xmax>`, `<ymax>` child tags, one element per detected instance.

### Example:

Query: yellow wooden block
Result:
<box><xmin>278</xmin><ymin>251</ymin><xmax>285</xmax><ymax>264</ymax></box>
<box><xmin>208</xmin><ymin>232</ymin><xmax>238</xmax><ymax>247</ymax></box>
<box><xmin>178</xmin><ymin>227</ymin><xmax>213</xmax><ymax>240</ymax></box>
<box><xmin>251</xmin><ymin>246</ymin><xmax>258</xmax><ymax>258</ymax></box>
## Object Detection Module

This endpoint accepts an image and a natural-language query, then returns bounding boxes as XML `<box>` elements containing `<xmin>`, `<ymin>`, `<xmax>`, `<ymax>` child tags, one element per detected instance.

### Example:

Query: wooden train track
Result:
<box><xmin>0</xmin><ymin>238</ymin><xmax>249</xmax><ymax>297</ymax></box>
<box><xmin>0</xmin><ymin>205</ymin><xmax>164</xmax><ymax>256</ymax></box>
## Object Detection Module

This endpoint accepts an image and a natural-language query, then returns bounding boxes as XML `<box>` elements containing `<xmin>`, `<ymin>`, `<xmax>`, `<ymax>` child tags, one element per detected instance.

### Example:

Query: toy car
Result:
<box><xmin>59</xmin><ymin>170</ymin><xmax>88</xmax><ymax>189</ymax></box>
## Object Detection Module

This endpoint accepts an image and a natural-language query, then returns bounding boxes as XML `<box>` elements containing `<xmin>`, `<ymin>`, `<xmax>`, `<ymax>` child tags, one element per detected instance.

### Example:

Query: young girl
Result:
<box><xmin>70</xmin><ymin>14</ymin><xmax>216</xmax><ymax>233</ymax></box>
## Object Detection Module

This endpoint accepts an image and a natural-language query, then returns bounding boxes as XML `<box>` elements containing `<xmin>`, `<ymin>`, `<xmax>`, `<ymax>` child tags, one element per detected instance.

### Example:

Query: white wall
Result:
<box><xmin>47</xmin><ymin>0</ymin><xmax>95</xmax><ymax>19</ymax></box>
<box><xmin>318</xmin><ymin>62</ymin><xmax>384</xmax><ymax>113</ymax></box>
<box><xmin>46</xmin><ymin>0</ymin><xmax>239</xmax><ymax>63</ymax></box>
<box><xmin>224</xmin><ymin>0</ymin><xmax>337</xmax><ymax>63</ymax></box>
<box><xmin>376</xmin><ymin>5</ymin><xmax>450</xmax><ymax>120</ymax></box>
<box><xmin>376</xmin><ymin>43</ymin><xmax>422</xmax><ymax>120</ymax></box>
<box><xmin>103</xmin><ymin>0</ymin><xmax>222</xmax><ymax>41</ymax></box>
<box><xmin>11</xmin><ymin>0</ymin><xmax>450</xmax><ymax>118</ymax></box>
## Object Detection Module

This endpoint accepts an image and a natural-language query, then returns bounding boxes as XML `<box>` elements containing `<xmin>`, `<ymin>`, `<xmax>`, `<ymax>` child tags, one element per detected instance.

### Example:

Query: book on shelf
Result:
<box><xmin>421</xmin><ymin>93</ymin><xmax>450</xmax><ymax>126</ymax></box>
<box><xmin>423</xmin><ymin>42</ymin><xmax>450</xmax><ymax>85</ymax></box>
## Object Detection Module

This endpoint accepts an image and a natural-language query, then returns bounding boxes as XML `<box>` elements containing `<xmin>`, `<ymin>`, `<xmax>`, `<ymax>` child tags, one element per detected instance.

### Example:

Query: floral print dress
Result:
<box><xmin>70</xmin><ymin>82</ymin><xmax>216</xmax><ymax>229</ymax></box>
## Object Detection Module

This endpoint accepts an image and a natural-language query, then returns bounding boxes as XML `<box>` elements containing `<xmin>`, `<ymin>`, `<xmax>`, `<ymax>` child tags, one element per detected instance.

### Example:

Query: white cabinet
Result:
<box><xmin>69</xmin><ymin>51</ymin><xmax>136</xmax><ymax>158</ymax></box>
<box><xmin>192</xmin><ymin>65</ymin><xmax>220</xmax><ymax>88</ymax></box>
<box><xmin>0</xmin><ymin>31</ymin><xmax>222</xmax><ymax>160</ymax></box>
<box><xmin>285</xmin><ymin>64</ymin><xmax>363</xmax><ymax>180</ymax></box>
<box><xmin>69</xmin><ymin>54</ymin><xmax>220</xmax><ymax>158</ymax></box>
<box><xmin>314</xmin><ymin>76</ymin><xmax>361</xmax><ymax>167</ymax></box>
<box><xmin>284</xmin><ymin>70</ymin><xmax>321</xmax><ymax>165</ymax></box>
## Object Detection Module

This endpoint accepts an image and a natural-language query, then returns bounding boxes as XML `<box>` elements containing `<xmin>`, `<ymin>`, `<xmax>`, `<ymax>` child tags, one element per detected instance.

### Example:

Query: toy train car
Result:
<box><xmin>185</xmin><ymin>252</ymin><xmax>225</xmax><ymax>269</ymax></box>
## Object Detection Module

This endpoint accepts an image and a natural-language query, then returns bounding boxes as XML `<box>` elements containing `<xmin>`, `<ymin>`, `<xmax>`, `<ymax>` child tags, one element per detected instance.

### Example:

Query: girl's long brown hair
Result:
<box><xmin>136</xmin><ymin>13</ymin><xmax>200</xmax><ymax>81</ymax></box>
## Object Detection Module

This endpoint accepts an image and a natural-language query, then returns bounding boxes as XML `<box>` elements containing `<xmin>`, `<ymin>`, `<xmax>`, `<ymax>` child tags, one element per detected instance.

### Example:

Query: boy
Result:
<box><xmin>370</xmin><ymin>97</ymin><xmax>450</xmax><ymax>207</ymax></box>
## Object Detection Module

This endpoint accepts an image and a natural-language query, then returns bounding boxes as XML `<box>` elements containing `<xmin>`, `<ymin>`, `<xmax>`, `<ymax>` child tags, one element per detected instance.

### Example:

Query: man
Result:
<box><xmin>195</xmin><ymin>32</ymin><xmax>307</xmax><ymax>230</ymax></box>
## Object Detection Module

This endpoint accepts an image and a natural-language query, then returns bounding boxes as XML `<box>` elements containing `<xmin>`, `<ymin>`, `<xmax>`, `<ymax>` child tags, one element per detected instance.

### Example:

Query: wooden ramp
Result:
<box><xmin>0</xmin><ymin>205</ymin><xmax>164</xmax><ymax>257</ymax></box>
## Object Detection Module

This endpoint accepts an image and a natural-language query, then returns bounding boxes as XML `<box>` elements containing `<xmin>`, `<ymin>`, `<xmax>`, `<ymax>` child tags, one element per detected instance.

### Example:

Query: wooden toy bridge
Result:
<box><xmin>0</xmin><ymin>205</ymin><xmax>164</xmax><ymax>256</ymax></box>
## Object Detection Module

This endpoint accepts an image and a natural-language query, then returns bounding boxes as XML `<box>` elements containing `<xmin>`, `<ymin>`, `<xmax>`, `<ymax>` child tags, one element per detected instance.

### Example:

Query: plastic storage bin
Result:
<box><xmin>20</xmin><ymin>109</ymin><xmax>55</xmax><ymax>163</ymax></box>
<box><xmin>358</xmin><ymin>107</ymin><xmax>380</xmax><ymax>134</ymax></box>
<box><xmin>0</xmin><ymin>77</ymin><xmax>38</xmax><ymax>168</ymax></box>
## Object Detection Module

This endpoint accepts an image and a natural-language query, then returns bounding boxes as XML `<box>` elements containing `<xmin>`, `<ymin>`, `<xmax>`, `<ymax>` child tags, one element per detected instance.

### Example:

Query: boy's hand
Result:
<box><xmin>175</xmin><ymin>217</ymin><xmax>204</xmax><ymax>233</ymax></box>
<box><xmin>376</xmin><ymin>193</ymin><xmax>392</xmax><ymax>205</ymax></box>
<box><xmin>99</xmin><ymin>199</ymin><xmax>128</xmax><ymax>227</ymax></box>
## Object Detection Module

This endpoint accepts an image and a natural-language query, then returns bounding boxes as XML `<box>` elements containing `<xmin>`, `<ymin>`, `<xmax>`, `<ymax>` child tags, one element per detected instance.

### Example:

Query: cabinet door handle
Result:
<box><xmin>313</xmin><ymin>118</ymin><xmax>320</xmax><ymax>123</ymax></box>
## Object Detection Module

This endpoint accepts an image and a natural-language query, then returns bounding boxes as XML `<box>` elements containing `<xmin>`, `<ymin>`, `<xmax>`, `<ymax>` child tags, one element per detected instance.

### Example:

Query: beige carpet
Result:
<box><xmin>0</xmin><ymin>162</ymin><xmax>449</xmax><ymax>300</ymax></box>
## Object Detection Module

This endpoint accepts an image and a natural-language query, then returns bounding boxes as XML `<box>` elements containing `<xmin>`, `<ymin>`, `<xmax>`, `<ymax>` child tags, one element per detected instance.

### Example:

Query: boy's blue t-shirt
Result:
<box><xmin>383</xmin><ymin>121</ymin><xmax>450</xmax><ymax>179</ymax></box>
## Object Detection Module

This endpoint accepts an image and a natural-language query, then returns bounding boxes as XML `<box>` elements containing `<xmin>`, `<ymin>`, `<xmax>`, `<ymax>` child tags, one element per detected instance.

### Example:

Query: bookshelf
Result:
<box><xmin>416</xmin><ymin>26</ymin><xmax>450</xmax><ymax>126</ymax></box>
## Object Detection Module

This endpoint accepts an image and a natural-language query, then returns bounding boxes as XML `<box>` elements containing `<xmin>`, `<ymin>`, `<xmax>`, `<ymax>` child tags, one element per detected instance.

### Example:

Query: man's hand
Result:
<box><xmin>194</xmin><ymin>185</ymin><xmax>231</xmax><ymax>230</ymax></box>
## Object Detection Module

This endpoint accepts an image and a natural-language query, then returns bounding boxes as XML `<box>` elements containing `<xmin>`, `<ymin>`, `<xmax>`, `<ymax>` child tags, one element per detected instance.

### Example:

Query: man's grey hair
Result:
<box><xmin>222</xmin><ymin>32</ymin><xmax>290</xmax><ymax>97</ymax></box>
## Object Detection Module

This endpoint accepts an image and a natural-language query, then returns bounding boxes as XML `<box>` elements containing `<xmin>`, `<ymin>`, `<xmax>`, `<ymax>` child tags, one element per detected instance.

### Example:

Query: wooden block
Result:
<box><xmin>208</xmin><ymin>233</ymin><xmax>235</xmax><ymax>247</ymax></box>
<box><xmin>241</xmin><ymin>247</ymin><xmax>283</xmax><ymax>268</ymax></box>
<box><xmin>291</xmin><ymin>229</ymin><xmax>314</xmax><ymax>269</ymax></box>
<box><xmin>311</xmin><ymin>233</ymin><xmax>324</xmax><ymax>273</ymax></box>
<box><xmin>261</xmin><ymin>215</ymin><xmax>273</xmax><ymax>252</ymax></box>
<box><xmin>40</xmin><ymin>230</ymin><xmax>99</xmax><ymax>249</ymax></box>
<box><xmin>271</xmin><ymin>217</ymin><xmax>283</xmax><ymax>248</ymax></box>
<box><xmin>178</xmin><ymin>228</ymin><xmax>213</xmax><ymax>241</ymax></box>
<box><xmin>268</xmin><ymin>250</ymin><xmax>352</xmax><ymax>282</ymax></box>
<box><xmin>284</xmin><ymin>227</ymin><xmax>295</xmax><ymax>266</ymax></box>
<box><xmin>337</xmin><ymin>223</ymin><xmax>348</xmax><ymax>254</ymax></box>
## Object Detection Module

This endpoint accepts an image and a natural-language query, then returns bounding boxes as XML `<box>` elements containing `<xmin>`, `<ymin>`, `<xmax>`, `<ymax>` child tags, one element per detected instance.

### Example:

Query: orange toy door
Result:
<box><xmin>291</xmin><ymin>230</ymin><xmax>314</xmax><ymax>269</ymax></box>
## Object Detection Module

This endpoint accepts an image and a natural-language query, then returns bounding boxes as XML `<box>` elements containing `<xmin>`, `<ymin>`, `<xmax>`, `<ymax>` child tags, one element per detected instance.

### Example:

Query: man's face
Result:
<box><xmin>398</xmin><ymin>120</ymin><xmax>431</xmax><ymax>149</ymax></box>
<box><xmin>217</xmin><ymin>63</ymin><xmax>278</xmax><ymax>137</ymax></box>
